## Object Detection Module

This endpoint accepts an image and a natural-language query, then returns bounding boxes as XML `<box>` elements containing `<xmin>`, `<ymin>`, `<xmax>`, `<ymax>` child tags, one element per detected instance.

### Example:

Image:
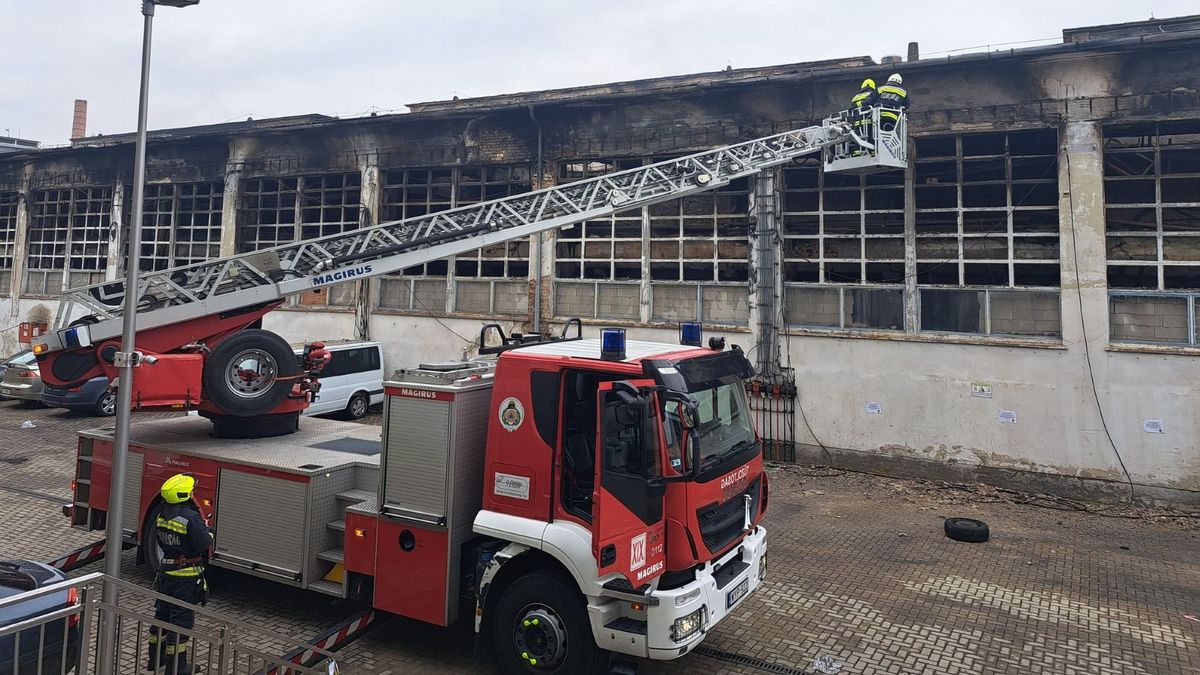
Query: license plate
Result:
<box><xmin>726</xmin><ymin>577</ymin><xmax>749</xmax><ymax>609</ymax></box>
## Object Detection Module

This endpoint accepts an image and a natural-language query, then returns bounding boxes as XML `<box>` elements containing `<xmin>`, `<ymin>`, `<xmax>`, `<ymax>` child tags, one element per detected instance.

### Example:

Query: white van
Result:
<box><xmin>295</xmin><ymin>341</ymin><xmax>385</xmax><ymax>419</ymax></box>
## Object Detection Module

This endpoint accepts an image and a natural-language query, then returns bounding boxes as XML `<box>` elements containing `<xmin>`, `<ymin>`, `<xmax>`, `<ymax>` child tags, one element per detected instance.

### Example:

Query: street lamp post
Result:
<box><xmin>97</xmin><ymin>1</ymin><xmax>199</xmax><ymax>671</ymax></box>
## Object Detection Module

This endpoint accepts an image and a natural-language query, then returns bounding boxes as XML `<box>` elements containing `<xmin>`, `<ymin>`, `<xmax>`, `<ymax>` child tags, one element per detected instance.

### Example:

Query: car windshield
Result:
<box><xmin>663</xmin><ymin>379</ymin><xmax>755</xmax><ymax>472</ymax></box>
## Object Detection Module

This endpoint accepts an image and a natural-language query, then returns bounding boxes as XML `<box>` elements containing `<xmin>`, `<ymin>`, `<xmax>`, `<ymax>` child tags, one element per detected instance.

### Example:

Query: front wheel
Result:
<box><xmin>344</xmin><ymin>393</ymin><xmax>369</xmax><ymax>420</ymax></box>
<box><xmin>491</xmin><ymin>573</ymin><xmax>599</xmax><ymax>675</ymax></box>
<box><xmin>95</xmin><ymin>391</ymin><xmax>116</xmax><ymax>416</ymax></box>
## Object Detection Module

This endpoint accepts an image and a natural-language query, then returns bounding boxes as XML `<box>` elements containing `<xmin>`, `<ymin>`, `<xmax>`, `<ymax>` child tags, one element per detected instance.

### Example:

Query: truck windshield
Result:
<box><xmin>663</xmin><ymin>379</ymin><xmax>755</xmax><ymax>472</ymax></box>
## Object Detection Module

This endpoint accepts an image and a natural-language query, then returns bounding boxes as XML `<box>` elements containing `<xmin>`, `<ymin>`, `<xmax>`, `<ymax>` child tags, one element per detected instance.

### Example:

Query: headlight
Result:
<box><xmin>671</xmin><ymin>606</ymin><xmax>707</xmax><ymax>643</ymax></box>
<box><xmin>759</xmin><ymin>553</ymin><xmax>768</xmax><ymax>581</ymax></box>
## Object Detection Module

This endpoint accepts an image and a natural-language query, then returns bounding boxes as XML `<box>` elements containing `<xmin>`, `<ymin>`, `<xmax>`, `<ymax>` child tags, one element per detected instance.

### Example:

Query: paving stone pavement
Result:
<box><xmin>1</xmin><ymin>399</ymin><xmax>1197</xmax><ymax>674</ymax></box>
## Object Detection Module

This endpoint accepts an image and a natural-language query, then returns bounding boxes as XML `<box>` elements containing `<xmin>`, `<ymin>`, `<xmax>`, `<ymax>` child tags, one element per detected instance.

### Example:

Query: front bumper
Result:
<box><xmin>644</xmin><ymin>525</ymin><xmax>767</xmax><ymax>659</ymax></box>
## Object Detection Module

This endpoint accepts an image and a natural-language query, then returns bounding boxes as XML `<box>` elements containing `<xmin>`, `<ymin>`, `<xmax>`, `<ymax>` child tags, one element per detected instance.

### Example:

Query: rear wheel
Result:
<box><xmin>344</xmin><ymin>393</ymin><xmax>369</xmax><ymax>420</ymax></box>
<box><xmin>202</xmin><ymin>329</ymin><xmax>297</xmax><ymax>416</ymax></box>
<box><xmin>492</xmin><ymin>573</ymin><xmax>599</xmax><ymax>675</ymax></box>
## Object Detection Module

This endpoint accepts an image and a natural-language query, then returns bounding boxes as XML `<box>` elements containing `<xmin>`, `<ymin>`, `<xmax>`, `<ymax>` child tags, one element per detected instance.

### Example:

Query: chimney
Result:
<box><xmin>907</xmin><ymin>41</ymin><xmax>920</xmax><ymax>62</ymax></box>
<box><xmin>71</xmin><ymin>99</ymin><xmax>88</xmax><ymax>140</ymax></box>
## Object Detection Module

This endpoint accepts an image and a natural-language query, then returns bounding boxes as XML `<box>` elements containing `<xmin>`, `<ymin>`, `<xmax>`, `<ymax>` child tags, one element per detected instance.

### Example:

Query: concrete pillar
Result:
<box><xmin>537</xmin><ymin>171</ymin><xmax>559</xmax><ymax>327</ymax></box>
<box><xmin>750</xmin><ymin>169</ymin><xmax>782</xmax><ymax>375</ymax></box>
<box><xmin>218</xmin><ymin>139</ymin><xmax>253</xmax><ymax>258</ymax></box>
<box><xmin>903</xmin><ymin>137</ymin><xmax>918</xmax><ymax>332</ymax></box>
<box><xmin>638</xmin><ymin>205</ymin><xmax>651</xmax><ymax>324</ymax></box>
<box><xmin>1058</xmin><ymin>121</ymin><xmax>1109</xmax><ymax>351</ymax></box>
<box><xmin>355</xmin><ymin>159</ymin><xmax>380</xmax><ymax>341</ymax></box>
<box><xmin>8</xmin><ymin>167</ymin><xmax>31</xmax><ymax>314</ymax></box>
<box><xmin>106</xmin><ymin>180</ymin><xmax>125</xmax><ymax>280</ymax></box>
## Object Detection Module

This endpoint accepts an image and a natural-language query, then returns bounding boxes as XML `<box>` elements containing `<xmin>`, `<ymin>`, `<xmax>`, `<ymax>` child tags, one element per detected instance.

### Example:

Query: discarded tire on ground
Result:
<box><xmin>944</xmin><ymin>517</ymin><xmax>989</xmax><ymax>543</ymax></box>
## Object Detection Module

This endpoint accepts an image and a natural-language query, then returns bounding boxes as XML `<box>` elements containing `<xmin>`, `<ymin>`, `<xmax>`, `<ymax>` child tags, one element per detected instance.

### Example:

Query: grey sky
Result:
<box><xmin>3</xmin><ymin>0</ymin><xmax>1196</xmax><ymax>146</ymax></box>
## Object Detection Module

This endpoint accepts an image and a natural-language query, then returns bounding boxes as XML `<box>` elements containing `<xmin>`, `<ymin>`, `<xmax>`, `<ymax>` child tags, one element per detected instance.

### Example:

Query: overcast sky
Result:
<box><xmin>2</xmin><ymin>0</ymin><xmax>1196</xmax><ymax>146</ymax></box>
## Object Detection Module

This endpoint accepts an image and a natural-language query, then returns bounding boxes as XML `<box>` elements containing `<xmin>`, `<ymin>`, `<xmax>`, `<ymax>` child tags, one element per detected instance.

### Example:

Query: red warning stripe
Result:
<box><xmin>47</xmin><ymin>540</ymin><xmax>107</xmax><ymax>572</ymax></box>
<box><xmin>264</xmin><ymin>609</ymin><xmax>378</xmax><ymax>675</ymax></box>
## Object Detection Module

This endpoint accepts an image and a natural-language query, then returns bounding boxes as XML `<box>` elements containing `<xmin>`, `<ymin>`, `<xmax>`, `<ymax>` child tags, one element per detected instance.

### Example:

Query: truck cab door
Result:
<box><xmin>593</xmin><ymin>380</ymin><xmax>666</xmax><ymax>587</ymax></box>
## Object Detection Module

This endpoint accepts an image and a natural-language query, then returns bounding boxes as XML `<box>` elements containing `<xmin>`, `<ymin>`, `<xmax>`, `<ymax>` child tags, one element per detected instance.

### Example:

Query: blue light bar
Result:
<box><xmin>600</xmin><ymin>328</ymin><xmax>626</xmax><ymax>361</ymax></box>
<box><xmin>679</xmin><ymin>321</ymin><xmax>702</xmax><ymax>347</ymax></box>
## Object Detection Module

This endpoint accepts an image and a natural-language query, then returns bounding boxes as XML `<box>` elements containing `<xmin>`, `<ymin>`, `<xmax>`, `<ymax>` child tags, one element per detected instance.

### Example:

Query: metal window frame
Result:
<box><xmin>782</xmin><ymin>283</ymin><xmax>905</xmax><ymax>331</ymax></box>
<box><xmin>915</xmin><ymin>285</ymin><xmax>1062</xmax><ymax>338</ymax></box>
<box><xmin>378</xmin><ymin>164</ymin><xmax>532</xmax><ymax>315</ymax></box>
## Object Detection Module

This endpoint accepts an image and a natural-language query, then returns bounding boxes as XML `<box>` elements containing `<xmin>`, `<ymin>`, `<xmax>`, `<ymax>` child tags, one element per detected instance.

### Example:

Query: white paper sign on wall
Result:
<box><xmin>864</xmin><ymin>401</ymin><xmax>882</xmax><ymax>414</ymax></box>
<box><xmin>997</xmin><ymin>410</ymin><xmax>1017</xmax><ymax>424</ymax></box>
<box><xmin>971</xmin><ymin>382</ymin><xmax>993</xmax><ymax>398</ymax></box>
<box><xmin>1143</xmin><ymin>419</ymin><xmax>1165</xmax><ymax>434</ymax></box>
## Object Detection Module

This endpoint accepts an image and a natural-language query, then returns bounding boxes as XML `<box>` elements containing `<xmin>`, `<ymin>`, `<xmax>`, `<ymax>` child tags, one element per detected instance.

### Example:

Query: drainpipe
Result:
<box><xmin>528</xmin><ymin>105</ymin><xmax>544</xmax><ymax>335</ymax></box>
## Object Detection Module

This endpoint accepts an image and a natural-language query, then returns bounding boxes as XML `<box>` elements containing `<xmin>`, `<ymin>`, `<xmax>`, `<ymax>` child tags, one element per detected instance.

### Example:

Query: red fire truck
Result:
<box><xmin>42</xmin><ymin>110</ymin><xmax>905</xmax><ymax>672</ymax></box>
<box><xmin>65</xmin><ymin>327</ymin><xmax>768</xmax><ymax>671</ymax></box>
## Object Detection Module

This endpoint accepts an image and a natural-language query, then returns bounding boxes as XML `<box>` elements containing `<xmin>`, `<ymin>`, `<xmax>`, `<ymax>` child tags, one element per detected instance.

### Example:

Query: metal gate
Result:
<box><xmin>745</xmin><ymin>375</ymin><xmax>796</xmax><ymax>463</ymax></box>
<box><xmin>0</xmin><ymin>572</ymin><xmax>340</xmax><ymax>674</ymax></box>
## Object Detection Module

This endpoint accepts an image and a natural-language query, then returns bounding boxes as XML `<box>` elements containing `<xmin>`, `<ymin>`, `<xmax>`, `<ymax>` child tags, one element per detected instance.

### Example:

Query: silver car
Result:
<box><xmin>0</xmin><ymin>350</ymin><xmax>43</xmax><ymax>402</ymax></box>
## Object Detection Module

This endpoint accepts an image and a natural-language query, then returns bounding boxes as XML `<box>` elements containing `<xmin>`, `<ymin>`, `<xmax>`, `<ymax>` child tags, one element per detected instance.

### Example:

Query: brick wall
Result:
<box><xmin>785</xmin><ymin>287</ymin><xmax>840</xmax><ymax>327</ymax></box>
<box><xmin>702</xmin><ymin>286</ymin><xmax>749</xmax><ymax>324</ymax></box>
<box><xmin>1110</xmin><ymin>296</ymin><xmax>1190</xmax><ymax>343</ymax></box>
<box><xmin>990</xmin><ymin>291</ymin><xmax>1062</xmax><ymax>337</ymax></box>
<box><xmin>555</xmin><ymin>282</ymin><xmax>595</xmax><ymax>318</ymax></box>
<box><xmin>652</xmin><ymin>285</ymin><xmax>697</xmax><ymax>322</ymax></box>
<box><xmin>455</xmin><ymin>280</ymin><xmax>491</xmax><ymax>313</ymax></box>
<box><xmin>493</xmin><ymin>281</ymin><xmax>527</xmax><ymax>315</ymax></box>
<box><xmin>597</xmin><ymin>284</ymin><xmax>639</xmax><ymax>320</ymax></box>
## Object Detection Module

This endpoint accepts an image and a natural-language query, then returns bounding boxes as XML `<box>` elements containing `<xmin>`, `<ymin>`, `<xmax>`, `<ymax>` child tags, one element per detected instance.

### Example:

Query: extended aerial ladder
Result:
<box><xmin>33</xmin><ymin>108</ymin><xmax>906</xmax><ymax>437</ymax></box>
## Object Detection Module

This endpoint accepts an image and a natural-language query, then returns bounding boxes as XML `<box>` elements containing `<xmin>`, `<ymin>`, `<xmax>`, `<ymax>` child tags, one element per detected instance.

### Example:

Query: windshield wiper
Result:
<box><xmin>702</xmin><ymin>437</ymin><xmax>759</xmax><ymax>470</ymax></box>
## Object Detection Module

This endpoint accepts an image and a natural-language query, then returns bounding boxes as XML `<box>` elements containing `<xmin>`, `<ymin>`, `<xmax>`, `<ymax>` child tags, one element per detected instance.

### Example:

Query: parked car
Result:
<box><xmin>0</xmin><ymin>352</ymin><xmax>43</xmax><ymax>403</ymax></box>
<box><xmin>41</xmin><ymin>376</ymin><xmax>116</xmax><ymax>417</ymax></box>
<box><xmin>297</xmin><ymin>341</ymin><xmax>384</xmax><ymax>419</ymax></box>
<box><xmin>0</xmin><ymin>349</ymin><xmax>31</xmax><ymax>385</ymax></box>
<box><xmin>0</xmin><ymin>560</ymin><xmax>81</xmax><ymax>675</ymax></box>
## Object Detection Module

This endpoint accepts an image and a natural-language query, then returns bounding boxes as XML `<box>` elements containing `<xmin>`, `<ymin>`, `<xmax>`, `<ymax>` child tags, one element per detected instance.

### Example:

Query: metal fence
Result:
<box><xmin>0</xmin><ymin>572</ymin><xmax>339</xmax><ymax>674</ymax></box>
<box><xmin>745</xmin><ymin>376</ymin><xmax>797</xmax><ymax>463</ymax></box>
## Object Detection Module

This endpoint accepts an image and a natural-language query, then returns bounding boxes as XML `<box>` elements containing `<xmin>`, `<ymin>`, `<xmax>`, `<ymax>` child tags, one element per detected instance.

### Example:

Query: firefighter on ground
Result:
<box><xmin>849</xmin><ymin>78</ymin><xmax>879</xmax><ymax>155</ymax></box>
<box><xmin>878</xmin><ymin>73</ymin><xmax>909</xmax><ymax>132</ymax></box>
<box><xmin>146</xmin><ymin>474</ymin><xmax>212</xmax><ymax>675</ymax></box>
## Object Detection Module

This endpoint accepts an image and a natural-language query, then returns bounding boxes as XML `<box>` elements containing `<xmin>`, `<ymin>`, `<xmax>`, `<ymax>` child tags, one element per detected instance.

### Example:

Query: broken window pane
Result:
<box><xmin>916</xmin><ymin>136</ymin><xmax>955</xmax><ymax>158</ymax></box>
<box><xmin>846</xmin><ymin>288</ymin><xmax>903</xmax><ymax>329</ymax></box>
<box><xmin>1107</xmin><ymin>264</ymin><xmax>1158</xmax><ymax>289</ymax></box>
<box><xmin>921</xmin><ymin>289</ymin><xmax>984</xmax><ymax>333</ymax></box>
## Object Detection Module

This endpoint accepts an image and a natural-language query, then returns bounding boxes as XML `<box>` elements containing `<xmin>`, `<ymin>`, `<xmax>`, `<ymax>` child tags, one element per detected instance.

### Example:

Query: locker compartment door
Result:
<box><xmin>214</xmin><ymin>470</ymin><xmax>308</xmax><ymax>580</ymax></box>
<box><xmin>122</xmin><ymin>453</ymin><xmax>144</xmax><ymax>535</ymax></box>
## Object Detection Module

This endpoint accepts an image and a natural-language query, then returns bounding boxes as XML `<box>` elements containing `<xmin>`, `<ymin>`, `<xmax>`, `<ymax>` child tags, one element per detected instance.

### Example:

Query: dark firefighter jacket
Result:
<box><xmin>155</xmin><ymin>502</ymin><xmax>212</xmax><ymax>578</ymax></box>
<box><xmin>878</xmin><ymin>84</ymin><xmax>910</xmax><ymax>121</ymax></box>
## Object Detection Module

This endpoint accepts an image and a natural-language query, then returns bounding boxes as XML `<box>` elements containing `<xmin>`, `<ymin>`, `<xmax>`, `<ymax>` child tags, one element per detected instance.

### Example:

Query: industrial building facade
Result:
<box><xmin>1</xmin><ymin>17</ymin><xmax>1197</xmax><ymax>504</ymax></box>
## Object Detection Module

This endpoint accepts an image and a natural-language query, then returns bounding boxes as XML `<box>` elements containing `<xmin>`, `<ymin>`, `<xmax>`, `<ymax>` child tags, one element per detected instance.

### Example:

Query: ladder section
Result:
<box><xmin>311</xmin><ymin>488</ymin><xmax>375</xmax><ymax>598</ymax></box>
<box><xmin>44</xmin><ymin>117</ymin><xmax>856</xmax><ymax>350</ymax></box>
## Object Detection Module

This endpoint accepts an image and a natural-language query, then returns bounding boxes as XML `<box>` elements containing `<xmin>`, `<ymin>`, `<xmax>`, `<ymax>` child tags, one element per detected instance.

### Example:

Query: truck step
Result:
<box><xmin>327</xmin><ymin>519</ymin><xmax>345</xmax><ymax>532</ymax></box>
<box><xmin>308</xmin><ymin>579</ymin><xmax>344</xmax><ymax>598</ymax></box>
<box><xmin>317</xmin><ymin>548</ymin><xmax>345</xmax><ymax>564</ymax></box>
<box><xmin>336</xmin><ymin>489</ymin><xmax>373</xmax><ymax>504</ymax></box>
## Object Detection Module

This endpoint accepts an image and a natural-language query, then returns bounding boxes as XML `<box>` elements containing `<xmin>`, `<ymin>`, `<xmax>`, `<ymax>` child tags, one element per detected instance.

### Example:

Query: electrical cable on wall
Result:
<box><xmin>1063</xmin><ymin>149</ymin><xmax>1137</xmax><ymax>503</ymax></box>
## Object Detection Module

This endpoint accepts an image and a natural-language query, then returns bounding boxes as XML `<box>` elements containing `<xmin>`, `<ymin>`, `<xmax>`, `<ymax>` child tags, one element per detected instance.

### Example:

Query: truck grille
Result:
<box><xmin>697</xmin><ymin>476</ymin><xmax>761</xmax><ymax>554</ymax></box>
